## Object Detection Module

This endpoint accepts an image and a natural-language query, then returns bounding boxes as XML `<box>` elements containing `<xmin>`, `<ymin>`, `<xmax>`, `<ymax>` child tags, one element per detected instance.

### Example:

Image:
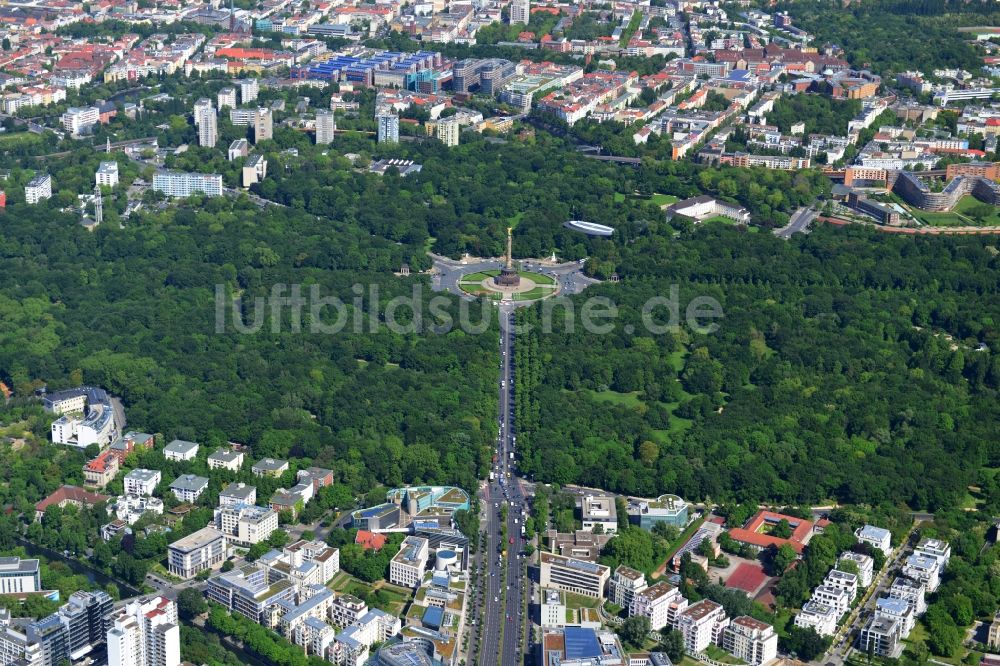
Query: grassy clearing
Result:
<box><xmin>649</xmin><ymin>193</ymin><xmax>680</xmax><ymax>207</ymax></box>
<box><xmin>0</xmin><ymin>132</ymin><xmax>45</xmax><ymax>149</ymax></box>
<box><xmin>461</xmin><ymin>270</ymin><xmax>500</xmax><ymax>282</ymax></box>
<box><xmin>614</xmin><ymin>193</ymin><xmax>626</xmax><ymax>203</ymax></box>
<box><xmin>580</xmin><ymin>389</ymin><xmax>645</xmax><ymax>408</ymax></box>
<box><xmin>952</xmin><ymin>195</ymin><xmax>1000</xmax><ymax>225</ymax></box>
<box><xmin>910</xmin><ymin>208</ymin><xmax>967</xmax><ymax>226</ymax></box>
<box><xmin>530</xmin><ymin>273</ymin><xmax>556</xmax><ymax>285</ymax></box>
<box><xmin>564</xmin><ymin>592</ymin><xmax>601</xmax><ymax>610</ymax></box>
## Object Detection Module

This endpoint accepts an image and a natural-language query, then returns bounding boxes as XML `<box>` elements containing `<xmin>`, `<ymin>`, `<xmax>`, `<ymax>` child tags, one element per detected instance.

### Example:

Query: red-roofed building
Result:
<box><xmin>83</xmin><ymin>449</ymin><xmax>119</xmax><ymax>489</ymax></box>
<box><xmin>35</xmin><ymin>485</ymin><xmax>109</xmax><ymax>521</ymax></box>
<box><xmin>355</xmin><ymin>529</ymin><xmax>387</xmax><ymax>551</ymax></box>
<box><xmin>727</xmin><ymin>510</ymin><xmax>818</xmax><ymax>555</ymax></box>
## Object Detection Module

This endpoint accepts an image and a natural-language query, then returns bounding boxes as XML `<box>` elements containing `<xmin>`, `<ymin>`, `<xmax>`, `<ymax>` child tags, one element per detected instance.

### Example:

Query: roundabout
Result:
<box><xmin>457</xmin><ymin>269</ymin><xmax>559</xmax><ymax>301</ymax></box>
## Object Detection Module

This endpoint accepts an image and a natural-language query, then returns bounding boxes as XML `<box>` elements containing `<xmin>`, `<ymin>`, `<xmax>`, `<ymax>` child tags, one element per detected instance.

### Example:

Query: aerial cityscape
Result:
<box><xmin>0</xmin><ymin>1</ymin><xmax>999</xmax><ymax>666</ymax></box>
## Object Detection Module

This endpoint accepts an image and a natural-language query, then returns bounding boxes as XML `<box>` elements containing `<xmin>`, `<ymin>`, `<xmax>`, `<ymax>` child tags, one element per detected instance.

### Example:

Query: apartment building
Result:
<box><xmin>96</xmin><ymin>161</ymin><xmax>120</xmax><ymax>188</ymax></box>
<box><xmin>888</xmin><ymin>576</ymin><xmax>927</xmax><ymax>616</ymax></box>
<box><xmin>214</xmin><ymin>504</ymin><xmax>279</xmax><ymax>546</ymax></box>
<box><xmin>540</xmin><ymin>589</ymin><xmax>566</xmax><ymax>627</ymax></box>
<box><xmin>253</xmin><ymin>458</ymin><xmax>289</xmax><ymax>477</ymax></box>
<box><xmin>902</xmin><ymin>554</ymin><xmax>941</xmax><ymax>593</ymax></box>
<box><xmin>239</xmin><ymin>78</ymin><xmax>259</xmax><ymax>104</ymax></box>
<box><xmin>915</xmin><ymin>538</ymin><xmax>951</xmax><ymax>568</ymax></box>
<box><xmin>677</xmin><ymin>600</ymin><xmax>728</xmax><ymax>655</ymax></box>
<box><xmin>389</xmin><ymin>536</ymin><xmax>429</xmax><ymax>588</ymax></box>
<box><xmin>207</xmin><ymin>447</ymin><xmax>244</xmax><ymax>472</ymax></box>
<box><xmin>316</xmin><ymin>110</ymin><xmax>336</xmax><ymax>145</ymax></box>
<box><xmin>83</xmin><ymin>450</ymin><xmax>120</xmax><ymax>488</ymax></box>
<box><xmin>376</xmin><ymin>112</ymin><xmax>399</xmax><ymax>144</ymax></box>
<box><xmin>810</xmin><ymin>586</ymin><xmax>850</xmax><ymax>616</ymax></box>
<box><xmin>124</xmin><ymin>469</ymin><xmax>161</xmax><ymax>497</ymax></box>
<box><xmin>794</xmin><ymin>601</ymin><xmax>837</xmax><ymax>636</ymax></box>
<box><xmin>228</xmin><ymin>138</ymin><xmax>250</xmax><ymax>161</ymax></box>
<box><xmin>539</xmin><ymin>552</ymin><xmax>611</xmax><ymax>599</ymax></box>
<box><xmin>152</xmin><ymin>171</ymin><xmax>224</xmax><ymax>198</ymax></box>
<box><xmin>608</xmin><ymin>566</ymin><xmax>647</xmax><ymax>609</ymax></box>
<box><xmin>219</xmin><ymin>482</ymin><xmax>257</xmax><ymax>506</ymax></box>
<box><xmin>823</xmin><ymin>570</ymin><xmax>859</xmax><ymax>602</ymax></box>
<box><xmin>61</xmin><ymin>106</ymin><xmax>100</xmax><ymax>135</ymax></box>
<box><xmin>837</xmin><ymin>552</ymin><xmax>874</xmax><ymax>587</ymax></box>
<box><xmin>510</xmin><ymin>0</ymin><xmax>529</xmax><ymax>24</ymax></box>
<box><xmin>875</xmin><ymin>597</ymin><xmax>914</xmax><ymax>639</ymax></box>
<box><xmin>167</xmin><ymin>527</ymin><xmax>227</xmax><ymax>579</ymax></box>
<box><xmin>162</xmin><ymin>439</ymin><xmax>199</xmax><ymax>461</ymax></box>
<box><xmin>25</xmin><ymin>174</ymin><xmax>52</xmax><ymax>204</ymax></box>
<box><xmin>193</xmin><ymin>98</ymin><xmax>212</xmax><ymax>126</ymax></box>
<box><xmin>721</xmin><ymin>616</ymin><xmax>778</xmax><ymax>666</ymax></box>
<box><xmin>631</xmin><ymin>582</ymin><xmax>688</xmax><ymax>632</ymax></box>
<box><xmin>107</xmin><ymin>596</ymin><xmax>180</xmax><ymax>666</ymax></box>
<box><xmin>197</xmin><ymin>105</ymin><xmax>218</xmax><ymax>148</ymax></box>
<box><xmin>207</xmin><ymin>564</ymin><xmax>295</xmax><ymax>624</ymax></box>
<box><xmin>855</xmin><ymin>525</ymin><xmax>892</xmax><ymax>555</ymax></box>
<box><xmin>217</xmin><ymin>87</ymin><xmax>237</xmax><ymax>110</ymax></box>
<box><xmin>169</xmin><ymin>474</ymin><xmax>209</xmax><ymax>503</ymax></box>
<box><xmin>254</xmin><ymin>107</ymin><xmax>273</xmax><ymax>143</ymax></box>
<box><xmin>858</xmin><ymin>616</ymin><xmax>902</xmax><ymax>659</ymax></box>
<box><xmin>242</xmin><ymin>155</ymin><xmax>267</xmax><ymax>187</ymax></box>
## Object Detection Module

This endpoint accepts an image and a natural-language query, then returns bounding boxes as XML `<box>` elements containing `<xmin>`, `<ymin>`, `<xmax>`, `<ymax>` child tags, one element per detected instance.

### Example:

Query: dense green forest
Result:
<box><xmin>776</xmin><ymin>0</ymin><xmax>992</xmax><ymax>75</ymax></box>
<box><xmin>0</xmin><ymin>190</ymin><xmax>499</xmax><ymax>498</ymax></box>
<box><xmin>514</xmin><ymin>225</ymin><xmax>1000</xmax><ymax>510</ymax></box>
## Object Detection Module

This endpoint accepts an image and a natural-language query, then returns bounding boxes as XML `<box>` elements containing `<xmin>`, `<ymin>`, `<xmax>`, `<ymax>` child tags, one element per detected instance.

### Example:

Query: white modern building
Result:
<box><xmin>96</xmin><ymin>161</ymin><xmax>120</xmax><ymax>188</ymax></box>
<box><xmin>163</xmin><ymin>439</ymin><xmax>199</xmax><ymax>461</ymax></box>
<box><xmin>540</xmin><ymin>589</ymin><xmax>566</xmax><ymax>627</ymax></box>
<box><xmin>61</xmin><ymin>106</ymin><xmax>100</xmax><ymax>135</ymax></box>
<box><xmin>837</xmin><ymin>552</ymin><xmax>874</xmax><ymax>587</ymax></box>
<box><xmin>219</xmin><ymin>482</ymin><xmax>257</xmax><ymax>507</ymax></box>
<box><xmin>207</xmin><ymin>448</ymin><xmax>244</xmax><ymax>472</ymax></box>
<box><xmin>581</xmin><ymin>495</ymin><xmax>618</xmax><ymax>534</ymax></box>
<box><xmin>902</xmin><ymin>553</ymin><xmax>941</xmax><ymax>593</ymax></box>
<box><xmin>631</xmin><ymin>581</ymin><xmax>688</xmax><ymax>632</ymax></box>
<box><xmin>228</xmin><ymin>138</ymin><xmax>249</xmax><ymax>161</ymax></box>
<box><xmin>49</xmin><ymin>386</ymin><xmax>117</xmax><ymax>448</ymax></box>
<box><xmin>238</xmin><ymin>78</ymin><xmax>259</xmax><ymax>104</ymax></box>
<box><xmin>794</xmin><ymin>601</ymin><xmax>837</xmax><ymax>636</ymax></box>
<box><xmin>124</xmin><ymin>469</ymin><xmax>161</xmax><ymax>497</ymax></box>
<box><xmin>721</xmin><ymin>616</ymin><xmax>778</xmax><ymax>666</ymax></box>
<box><xmin>855</xmin><ymin>525</ymin><xmax>892</xmax><ymax>555</ymax></box>
<box><xmin>25</xmin><ymin>174</ymin><xmax>52</xmax><ymax>204</ymax></box>
<box><xmin>677</xmin><ymin>599</ymin><xmax>727</xmax><ymax>654</ymax></box>
<box><xmin>316</xmin><ymin>110</ymin><xmax>336</xmax><ymax>145</ymax></box>
<box><xmin>109</xmin><ymin>495</ymin><xmax>164</xmax><ymax>525</ymax></box>
<box><xmin>107</xmin><ymin>596</ymin><xmax>180</xmax><ymax>666</ymax></box>
<box><xmin>888</xmin><ymin>576</ymin><xmax>927</xmax><ymax>616</ymax></box>
<box><xmin>810</xmin><ymin>585</ymin><xmax>850</xmax><ymax>616</ymax></box>
<box><xmin>510</xmin><ymin>0</ymin><xmax>530</xmax><ymax>25</ymax></box>
<box><xmin>875</xmin><ymin>597</ymin><xmax>914</xmax><ymax>639</ymax></box>
<box><xmin>608</xmin><ymin>565</ymin><xmax>646</xmax><ymax>609</ymax></box>
<box><xmin>539</xmin><ymin>552</ymin><xmax>610</xmax><ymax>599</ymax></box>
<box><xmin>169</xmin><ymin>474</ymin><xmax>209</xmax><ymax>503</ymax></box>
<box><xmin>193</xmin><ymin>98</ymin><xmax>212</xmax><ymax>125</ymax></box>
<box><xmin>858</xmin><ymin>616</ymin><xmax>902</xmax><ymax>659</ymax></box>
<box><xmin>214</xmin><ymin>504</ymin><xmax>279</xmax><ymax>546</ymax></box>
<box><xmin>0</xmin><ymin>557</ymin><xmax>40</xmax><ymax>594</ymax></box>
<box><xmin>823</xmin><ymin>569</ymin><xmax>859</xmax><ymax>602</ymax></box>
<box><xmin>168</xmin><ymin>527</ymin><xmax>227</xmax><ymax>579</ymax></box>
<box><xmin>217</xmin><ymin>87</ymin><xmax>237</xmax><ymax>110</ymax></box>
<box><xmin>197</xmin><ymin>105</ymin><xmax>218</xmax><ymax>148</ymax></box>
<box><xmin>915</xmin><ymin>538</ymin><xmax>951</xmax><ymax>568</ymax></box>
<box><xmin>152</xmin><ymin>171</ymin><xmax>224</xmax><ymax>198</ymax></box>
<box><xmin>389</xmin><ymin>536</ymin><xmax>429</xmax><ymax>588</ymax></box>
<box><xmin>377</xmin><ymin>112</ymin><xmax>399</xmax><ymax>144</ymax></box>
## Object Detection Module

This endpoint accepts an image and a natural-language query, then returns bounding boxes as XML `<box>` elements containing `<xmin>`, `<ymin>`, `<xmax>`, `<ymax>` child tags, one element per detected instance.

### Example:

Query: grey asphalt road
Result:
<box><xmin>775</xmin><ymin>207</ymin><xmax>818</xmax><ymax>239</ymax></box>
<box><xmin>478</xmin><ymin>303</ymin><xmax>530</xmax><ymax>666</ymax></box>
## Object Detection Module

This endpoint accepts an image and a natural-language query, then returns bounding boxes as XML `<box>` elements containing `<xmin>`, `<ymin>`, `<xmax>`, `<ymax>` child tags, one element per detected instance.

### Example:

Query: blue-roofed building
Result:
<box><xmin>538</xmin><ymin>627</ymin><xmax>625</xmax><ymax>666</ymax></box>
<box><xmin>421</xmin><ymin>606</ymin><xmax>443</xmax><ymax>630</ymax></box>
<box><xmin>875</xmin><ymin>597</ymin><xmax>914</xmax><ymax>638</ymax></box>
<box><xmin>855</xmin><ymin>525</ymin><xmax>892</xmax><ymax>556</ymax></box>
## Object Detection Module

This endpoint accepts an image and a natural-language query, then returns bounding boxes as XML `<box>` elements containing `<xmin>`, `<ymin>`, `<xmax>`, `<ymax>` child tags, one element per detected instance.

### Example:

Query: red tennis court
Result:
<box><xmin>726</xmin><ymin>563</ymin><xmax>767</xmax><ymax>593</ymax></box>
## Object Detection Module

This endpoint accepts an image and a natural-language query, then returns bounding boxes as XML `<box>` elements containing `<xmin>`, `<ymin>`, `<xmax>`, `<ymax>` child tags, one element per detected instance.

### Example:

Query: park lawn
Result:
<box><xmin>953</xmin><ymin>195</ymin><xmax>1000</xmax><ymax>225</ymax></box>
<box><xmin>530</xmin><ymin>273</ymin><xmax>556</xmax><ymax>285</ymax></box>
<box><xmin>514</xmin><ymin>286</ymin><xmax>556</xmax><ymax>301</ymax></box>
<box><xmin>910</xmin><ymin>208</ymin><xmax>967</xmax><ymax>226</ymax></box>
<box><xmin>564</xmin><ymin>592</ymin><xmax>601</xmax><ymax>610</ymax></box>
<box><xmin>580</xmin><ymin>389</ymin><xmax>645</xmax><ymax>408</ymax></box>
<box><xmin>461</xmin><ymin>270</ymin><xmax>500</xmax><ymax>282</ymax></box>
<box><xmin>705</xmin><ymin>645</ymin><xmax>746</xmax><ymax>664</ymax></box>
<box><xmin>649</xmin><ymin>193</ymin><xmax>679</xmax><ymax>207</ymax></box>
<box><xmin>0</xmin><ymin>132</ymin><xmax>45</xmax><ymax>149</ymax></box>
<box><xmin>679</xmin><ymin>658</ymin><xmax>703</xmax><ymax>666</ymax></box>
<box><xmin>701</xmin><ymin>215</ymin><xmax>745</xmax><ymax>226</ymax></box>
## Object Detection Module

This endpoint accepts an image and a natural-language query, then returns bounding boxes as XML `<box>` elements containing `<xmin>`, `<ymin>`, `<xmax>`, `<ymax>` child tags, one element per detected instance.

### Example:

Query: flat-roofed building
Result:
<box><xmin>902</xmin><ymin>553</ymin><xmax>941</xmax><ymax>593</ymax></box>
<box><xmin>608</xmin><ymin>566</ymin><xmax>647</xmax><ymax>609</ymax></box>
<box><xmin>539</xmin><ymin>552</ymin><xmax>611</xmax><ymax>599</ymax></box>
<box><xmin>220</xmin><ymin>482</ymin><xmax>257</xmax><ymax>507</ymax></box>
<box><xmin>914</xmin><ymin>538</ymin><xmax>951</xmax><ymax>568</ymax></box>
<box><xmin>540</xmin><ymin>589</ymin><xmax>566</xmax><ymax>627</ymax></box>
<box><xmin>810</xmin><ymin>585</ymin><xmax>850</xmax><ymax>616</ymax></box>
<box><xmin>627</xmin><ymin>494</ymin><xmax>689</xmax><ymax>530</ymax></box>
<box><xmin>389</xmin><ymin>536</ymin><xmax>428</xmax><ymax>588</ymax></box>
<box><xmin>0</xmin><ymin>556</ymin><xmax>40</xmax><ymax>594</ymax></box>
<box><xmin>855</xmin><ymin>525</ymin><xmax>892</xmax><ymax>555</ymax></box>
<box><xmin>207</xmin><ymin>564</ymin><xmax>295</xmax><ymax>624</ymax></box>
<box><xmin>214</xmin><ymin>504</ymin><xmax>279</xmax><ymax>546</ymax></box>
<box><xmin>837</xmin><ymin>552</ymin><xmax>874</xmax><ymax>587</ymax></box>
<box><xmin>875</xmin><ymin>597</ymin><xmax>914</xmax><ymax>639</ymax></box>
<box><xmin>888</xmin><ymin>577</ymin><xmax>927</xmax><ymax>616</ymax></box>
<box><xmin>581</xmin><ymin>495</ymin><xmax>618</xmax><ymax>534</ymax></box>
<box><xmin>858</xmin><ymin>616</ymin><xmax>902</xmax><ymax>659</ymax></box>
<box><xmin>537</xmin><ymin>627</ymin><xmax>627</xmax><ymax>666</ymax></box>
<box><xmin>721</xmin><ymin>616</ymin><xmax>777</xmax><ymax>666</ymax></box>
<box><xmin>25</xmin><ymin>174</ymin><xmax>52</xmax><ymax>204</ymax></box>
<box><xmin>794</xmin><ymin>601</ymin><xmax>837</xmax><ymax>636</ymax></box>
<box><xmin>677</xmin><ymin>600</ymin><xmax>727</xmax><ymax>655</ymax></box>
<box><xmin>96</xmin><ymin>161</ymin><xmax>120</xmax><ymax>188</ymax></box>
<box><xmin>823</xmin><ymin>569</ymin><xmax>859</xmax><ymax>601</ymax></box>
<box><xmin>631</xmin><ymin>582</ymin><xmax>687</xmax><ymax>632</ymax></box>
<box><xmin>168</xmin><ymin>527</ymin><xmax>227</xmax><ymax>579</ymax></box>
<box><xmin>124</xmin><ymin>469</ymin><xmax>161</xmax><ymax>497</ymax></box>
